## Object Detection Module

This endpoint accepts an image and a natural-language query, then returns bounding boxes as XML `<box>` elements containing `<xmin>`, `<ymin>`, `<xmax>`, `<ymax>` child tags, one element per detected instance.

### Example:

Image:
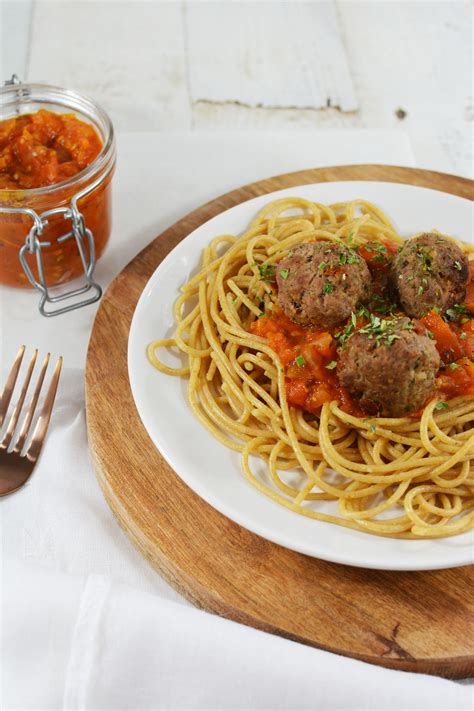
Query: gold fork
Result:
<box><xmin>0</xmin><ymin>346</ymin><xmax>62</xmax><ymax>496</ymax></box>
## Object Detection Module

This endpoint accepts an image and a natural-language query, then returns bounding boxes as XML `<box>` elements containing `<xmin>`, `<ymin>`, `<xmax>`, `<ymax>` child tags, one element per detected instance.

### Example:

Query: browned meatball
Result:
<box><xmin>391</xmin><ymin>233</ymin><xmax>469</xmax><ymax>318</ymax></box>
<box><xmin>337</xmin><ymin>317</ymin><xmax>440</xmax><ymax>416</ymax></box>
<box><xmin>276</xmin><ymin>241</ymin><xmax>370</xmax><ymax>328</ymax></box>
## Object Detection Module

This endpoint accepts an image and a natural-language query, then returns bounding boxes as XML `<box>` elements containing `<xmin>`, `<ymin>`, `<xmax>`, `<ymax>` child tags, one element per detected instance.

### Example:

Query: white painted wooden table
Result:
<box><xmin>1</xmin><ymin>0</ymin><xmax>472</xmax><ymax>178</ymax></box>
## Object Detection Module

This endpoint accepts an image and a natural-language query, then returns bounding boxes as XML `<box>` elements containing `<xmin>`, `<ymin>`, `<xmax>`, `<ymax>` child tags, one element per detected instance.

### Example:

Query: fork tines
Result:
<box><xmin>0</xmin><ymin>346</ymin><xmax>62</xmax><ymax>459</ymax></box>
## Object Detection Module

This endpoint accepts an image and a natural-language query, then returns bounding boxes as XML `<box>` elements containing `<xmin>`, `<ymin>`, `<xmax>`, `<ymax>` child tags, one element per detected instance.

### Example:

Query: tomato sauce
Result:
<box><xmin>251</xmin><ymin>310</ymin><xmax>363</xmax><ymax>415</ymax></box>
<box><xmin>0</xmin><ymin>110</ymin><xmax>102</xmax><ymax>189</ymax></box>
<box><xmin>0</xmin><ymin>110</ymin><xmax>112</xmax><ymax>288</ymax></box>
<box><xmin>251</xmin><ymin>239</ymin><xmax>474</xmax><ymax>416</ymax></box>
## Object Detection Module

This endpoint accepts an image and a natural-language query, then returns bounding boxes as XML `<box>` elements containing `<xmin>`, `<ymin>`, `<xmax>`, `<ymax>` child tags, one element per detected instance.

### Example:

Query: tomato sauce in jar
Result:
<box><xmin>0</xmin><ymin>84</ymin><xmax>115</xmax><ymax>290</ymax></box>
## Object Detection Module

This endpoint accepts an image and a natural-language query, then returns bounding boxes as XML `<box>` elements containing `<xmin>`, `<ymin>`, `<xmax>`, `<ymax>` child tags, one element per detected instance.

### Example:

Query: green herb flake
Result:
<box><xmin>280</xmin><ymin>268</ymin><xmax>290</xmax><ymax>280</ymax></box>
<box><xmin>323</xmin><ymin>281</ymin><xmax>334</xmax><ymax>294</ymax></box>
<box><xmin>435</xmin><ymin>401</ymin><xmax>449</xmax><ymax>410</ymax></box>
<box><xmin>295</xmin><ymin>355</ymin><xmax>305</xmax><ymax>367</ymax></box>
<box><xmin>446</xmin><ymin>303</ymin><xmax>470</xmax><ymax>320</ymax></box>
<box><xmin>318</xmin><ymin>261</ymin><xmax>328</xmax><ymax>272</ymax></box>
<box><xmin>460</xmin><ymin>332</ymin><xmax>467</xmax><ymax>340</ymax></box>
<box><xmin>454</xmin><ymin>261</ymin><xmax>462</xmax><ymax>271</ymax></box>
<box><xmin>418</xmin><ymin>248</ymin><xmax>433</xmax><ymax>274</ymax></box>
<box><xmin>370</xmin><ymin>424</ymin><xmax>377</xmax><ymax>433</ymax></box>
<box><xmin>326</xmin><ymin>360</ymin><xmax>337</xmax><ymax>370</ymax></box>
<box><xmin>365</xmin><ymin>243</ymin><xmax>387</xmax><ymax>254</ymax></box>
<box><xmin>347</xmin><ymin>252</ymin><xmax>359</xmax><ymax>264</ymax></box>
<box><xmin>357</xmin><ymin>314</ymin><xmax>404</xmax><ymax>347</ymax></box>
<box><xmin>385</xmin><ymin>333</ymin><xmax>401</xmax><ymax>346</ymax></box>
<box><xmin>257</xmin><ymin>263</ymin><xmax>277</xmax><ymax>281</ymax></box>
<box><xmin>448</xmin><ymin>362</ymin><xmax>459</xmax><ymax>370</ymax></box>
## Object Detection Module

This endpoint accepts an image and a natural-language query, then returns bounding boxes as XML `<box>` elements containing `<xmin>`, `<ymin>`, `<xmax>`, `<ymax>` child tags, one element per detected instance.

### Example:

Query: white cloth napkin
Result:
<box><xmin>5</xmin><ymin>130</ymin><xmax>471</xmax><ymax>710</ymax></box>
<box><xmin>4</xmin><ymin>555</ymin><xmax>473</xmax><ymax>711</ymax></box>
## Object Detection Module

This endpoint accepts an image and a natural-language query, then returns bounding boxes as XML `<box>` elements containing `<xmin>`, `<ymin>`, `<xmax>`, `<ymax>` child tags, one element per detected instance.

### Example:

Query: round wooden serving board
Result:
<box><xmin>86</xmin><ymin>165</ymin><xmax>474</xmax><ymax>679</ymax></box>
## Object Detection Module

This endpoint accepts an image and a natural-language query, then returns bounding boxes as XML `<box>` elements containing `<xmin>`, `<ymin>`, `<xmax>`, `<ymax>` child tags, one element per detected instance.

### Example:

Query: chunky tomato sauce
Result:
<box><xmin>0</xmin><ymin>110</ymin><xmax>102</xmax><ymax>189</ymax></box>
<box><xmin>0</xmin><ymin>110</ymin><xmax>112</xmax><ymax>288</ymax></box>
<box><xmin>251</xmin><ymin>242</ymin><xmax>474</xmax><ymax>415</ymax></box>
<box><xmin>251</xmin><ymin>310</ymin><xmax>363</xmax><ymax>415</ymax></box>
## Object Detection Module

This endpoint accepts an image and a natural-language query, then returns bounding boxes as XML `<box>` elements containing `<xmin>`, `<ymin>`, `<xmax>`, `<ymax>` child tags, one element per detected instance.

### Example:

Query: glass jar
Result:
<box><xmin>0</xmin><ymin>80</ymin><xmax>116</xmax><ymax>314</ymax></box>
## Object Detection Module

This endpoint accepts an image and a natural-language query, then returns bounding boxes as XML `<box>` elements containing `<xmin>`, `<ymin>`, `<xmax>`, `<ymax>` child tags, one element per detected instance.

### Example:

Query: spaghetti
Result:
<box><xmin>148</xmin><ymin>198</ymin><xmax>474</xmax><ymax>538</ymax></box>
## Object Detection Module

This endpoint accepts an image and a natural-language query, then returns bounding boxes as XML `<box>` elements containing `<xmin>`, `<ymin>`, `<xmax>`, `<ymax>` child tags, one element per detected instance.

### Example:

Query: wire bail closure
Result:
<box><xmin>14</xmin><ymin>200</ymin><xmax>103</xmax><ymax>317</ymax></box>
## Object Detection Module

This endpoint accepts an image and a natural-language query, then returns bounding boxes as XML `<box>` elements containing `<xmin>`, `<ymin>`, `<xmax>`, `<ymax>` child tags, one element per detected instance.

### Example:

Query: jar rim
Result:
<box><xmin>0</xmin><ymin>82</ymin><xmax>115</xmax><ymax>198</ymax></box>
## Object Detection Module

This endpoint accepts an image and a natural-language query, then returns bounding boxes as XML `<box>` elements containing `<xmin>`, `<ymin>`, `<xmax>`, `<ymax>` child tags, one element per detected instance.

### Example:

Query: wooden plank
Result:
<box><xmin>185</xmin><ymin>1</ymin><xmax>358</xmax><ymax>111</ymax></box>
<box><xmin>1</xmin><ymin>0</ymin><xmax>33</xmax><ymax>81</ymax></box>
<box><xmin>86</xmin><ymin>165</ymin><xmax>474</xmax><ymax>679</ymax></box>
<box><xmin>337</xmin><ymin>0</ymin><xmax>472</xmax><ymax>177</ymax></box>
<box><xmin>27</xmin><ymin>0</ymin><xmax>190</xmax><ymax>130</ymax></box>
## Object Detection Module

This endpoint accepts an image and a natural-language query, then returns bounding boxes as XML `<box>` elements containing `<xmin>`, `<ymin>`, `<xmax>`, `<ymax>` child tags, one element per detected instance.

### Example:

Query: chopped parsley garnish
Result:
<box><xmin>323</xmin><ymin>281</ymin><xmax>334</xmax><ymax>294</ymax></box>
<box><xmin>426</xmin><ymin>329</ymin><xmax>434</xmax><ymax>339</ymax></box>
<box><xmin>435</xmin><ymin>401</ymin><xmax>449</xmax><ymax>410</ymax></box>
<box><xmin>338</xmin><ymin>250</ymin><xmax>359</xmax><ymax>266</ymax></box>
<box><xmin>358</xmin><ymin>314</ymin><xmax>401</xmax><ymax>347</ymax></box>
<box><xmin>318</xmin><ymin>261</ymin><xmax>328</xmax><ymax>272</ymax></box>
<box><xmin>402</xmin><ymin>321</ymin><xmax>414</xmax><ymax>330</ymax></box>
<box><xmin>295</xmin><ymin>355</ymin><xmax>305</xmax><ymax>367</ymax></box>
<box><xmin>370</xmin><ymin>424</ymin><xmax>377</xmax><ymax>433</ymax></box>
<box><xmin>454</xmin><ymin>260</ymin><xmax>462</xmax><ymax>271</ymax></box>
<box><xmin>448</xmin><ymin>362</ymin><xmax>459</xmax><ymax>370</ymax></box>
<box><xmin>418</xmin><ymin>249</ymin><xmax>433</xmax><ymax>274</ymax></box>
<box><xmin>372</xmin><ymin>254</ymin><xmax>386</xmax><ymax>263</ymax></box>
<box><xmin>335</xmin><ymin>321</ymin><xmax>355</xmax><ymax>346</ymax></box>
<box><xmin>445</xmin><ymin>303</ymin><xmax>470</xmax><ymax>320</ymax></box>
<box><xmin>326</xmin><ymin>360</ymin><xmax>337</xmax><ymax>370</ymax></box>
<box><xmin>279</xmin><ymin>268</ymin><xmax>290</xmax><ymax>280</ymax></box>
<box><xmin>460</xmin><ymin>332</ymin><xmax>467</xmax><ymax>340</ymax></box>
<box><xmin>357</xmin><ymin>305</ymin><xmax>371</xmax><ymax>319</ymax></box>
<box><xmin>365</xmin><ymin>243</ymin><xmax>387</xmax><ymax>253</ymax></box>
<box><xmin>257</xmin><ymin>263</ymin><xmax>277</xmax><ymax>281</ymax></box>
<box><xmin>418</xmin><ymin>285</ymin><xmax>425</xmax><ymax>295</ymax></box>
<box><xmin>347</xmin><ymin>232</ymin><xmax>354</xmax><ymax>243</ymax></box>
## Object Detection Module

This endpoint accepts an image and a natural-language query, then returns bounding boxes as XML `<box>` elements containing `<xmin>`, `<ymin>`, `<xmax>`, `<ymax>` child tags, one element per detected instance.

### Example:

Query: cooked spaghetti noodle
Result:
<box><xmin>148</xmin><ymin>198</ymin><xmax>474</xmax><ymax>538</ymax></box>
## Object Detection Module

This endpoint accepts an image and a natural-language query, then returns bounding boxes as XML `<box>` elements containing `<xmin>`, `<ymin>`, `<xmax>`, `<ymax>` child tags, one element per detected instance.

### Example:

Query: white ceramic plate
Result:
<box><xmin>128</xmin><ymin>182</ymin><xmax>474</xmax><ymax>570</ymax></box>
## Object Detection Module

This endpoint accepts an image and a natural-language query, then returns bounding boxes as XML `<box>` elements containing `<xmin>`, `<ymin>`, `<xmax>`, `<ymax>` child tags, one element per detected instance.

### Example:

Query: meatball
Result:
<box><xmin>276</xmin><ymin>241</ymin><xmax>370</xmax><ymax>328</ymax></box>
<box><xmin>391</xmin><ymin>233</ymin><xmax>469</xmax><ymax>318</ymax></box>
<box><xmin>337</xmin><ymin>317</ymin><xmax>440</xmax><ymax>417</ymax></box>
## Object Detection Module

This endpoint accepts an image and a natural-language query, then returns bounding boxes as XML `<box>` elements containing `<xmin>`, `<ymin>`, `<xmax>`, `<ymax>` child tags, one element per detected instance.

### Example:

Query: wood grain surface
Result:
<box><xmin>85</xmin><ymin>165</ymin><xmax>474</xmax><ymax>679</ymax></box>
<box><xmin>9</xmin><ymin>2</ymin><xmax>471</xmax><ymax>175</ymax></box>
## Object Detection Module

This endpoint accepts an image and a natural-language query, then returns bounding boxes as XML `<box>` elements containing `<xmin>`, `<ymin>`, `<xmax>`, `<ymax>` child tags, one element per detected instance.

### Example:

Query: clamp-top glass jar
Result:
<box><xmin>0</xmin><ymin>79</ymin><xmax>116</xmax><ymax>315</ymax></box>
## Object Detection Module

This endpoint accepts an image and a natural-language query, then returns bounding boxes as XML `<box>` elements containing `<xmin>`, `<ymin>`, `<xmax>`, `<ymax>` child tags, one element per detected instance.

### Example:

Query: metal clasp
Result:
<box><xmin>14</xmin><ymin>203</ymin><xmax>103</xmax><ymax>317</ymax></box>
